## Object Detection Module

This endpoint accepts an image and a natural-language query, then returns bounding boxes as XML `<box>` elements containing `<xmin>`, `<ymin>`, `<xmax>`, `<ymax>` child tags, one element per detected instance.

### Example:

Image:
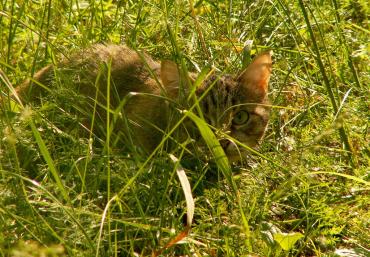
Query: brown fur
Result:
<box><xmin>16</xmin><ymin>44</ymin><xmax>272</xmax><ymax>159</ymax></box>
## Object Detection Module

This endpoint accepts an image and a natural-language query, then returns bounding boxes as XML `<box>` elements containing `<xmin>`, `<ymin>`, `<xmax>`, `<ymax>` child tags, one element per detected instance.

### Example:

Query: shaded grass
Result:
<box><xmin>1</xmin><ymin>0</ymin><xmax>369</xmax><ymax>256</ymax></box>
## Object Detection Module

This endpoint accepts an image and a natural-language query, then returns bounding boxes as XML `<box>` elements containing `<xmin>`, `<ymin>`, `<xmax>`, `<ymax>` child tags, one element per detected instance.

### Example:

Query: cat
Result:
<box><xmin>16</xmin><ymin>44</ymin><xmax>272</xmax><ymax>160</ymax></box>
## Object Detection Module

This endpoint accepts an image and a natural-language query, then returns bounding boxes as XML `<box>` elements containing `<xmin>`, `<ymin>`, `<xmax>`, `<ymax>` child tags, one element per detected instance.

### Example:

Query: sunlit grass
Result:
<box><xmin>0</xmin><ymin>0</ymin><xmax>369</xmax><ymax>256</ymax></box>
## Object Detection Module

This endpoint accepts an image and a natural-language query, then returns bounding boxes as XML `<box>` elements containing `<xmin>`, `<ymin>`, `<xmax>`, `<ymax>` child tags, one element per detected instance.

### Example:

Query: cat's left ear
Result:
<box><xmin>238</xmin><ymin>51</ymin><xmax>272</xmax><ymax>100</ymax></box>
<box><xmin>161</xmin><ymin>60</ymin><xmax>180</xmax><ymax>89</ymax></box>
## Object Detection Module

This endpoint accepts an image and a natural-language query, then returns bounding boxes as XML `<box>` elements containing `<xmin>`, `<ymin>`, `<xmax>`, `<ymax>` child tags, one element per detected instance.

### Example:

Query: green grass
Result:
<box><xmin>1</xmin><ymin>0</ymin><xmax>369</xmax><ymax>256</ymax></box>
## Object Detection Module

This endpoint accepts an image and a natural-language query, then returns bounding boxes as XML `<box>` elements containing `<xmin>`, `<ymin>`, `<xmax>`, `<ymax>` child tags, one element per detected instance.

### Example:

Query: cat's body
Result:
<box><xmin>17</xmin><ymin>44</ymin><xmax>272</xmax><ymax>160</ymax></box>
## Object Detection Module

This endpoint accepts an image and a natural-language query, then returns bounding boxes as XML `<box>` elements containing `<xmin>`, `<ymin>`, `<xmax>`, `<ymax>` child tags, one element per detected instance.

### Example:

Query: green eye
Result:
<box><xmin>233</xmin><ymin>110</ymin><xmax>249</xmax><ymax>125</ymax></box>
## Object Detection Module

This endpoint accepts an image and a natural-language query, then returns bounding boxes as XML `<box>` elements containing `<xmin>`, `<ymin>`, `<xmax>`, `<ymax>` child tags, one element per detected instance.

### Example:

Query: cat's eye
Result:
<box><xmin>233</xmin><ymin>110</ymin><xmax>249</xmax><ymax>125</ymax></box>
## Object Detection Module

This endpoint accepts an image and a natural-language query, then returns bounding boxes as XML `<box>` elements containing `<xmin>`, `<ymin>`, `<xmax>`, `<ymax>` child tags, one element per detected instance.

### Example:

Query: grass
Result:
<box><xmin>1</xmin><ymin>0</ymin><xmax>369</xmax><ymax>256</ymax></box>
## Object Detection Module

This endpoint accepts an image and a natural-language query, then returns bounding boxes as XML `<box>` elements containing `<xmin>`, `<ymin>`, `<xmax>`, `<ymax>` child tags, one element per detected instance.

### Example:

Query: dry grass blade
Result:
<box><xmin>169</xmin><ymin>154</ymin><xmax>194</xmax><ymax>226</ymax></box>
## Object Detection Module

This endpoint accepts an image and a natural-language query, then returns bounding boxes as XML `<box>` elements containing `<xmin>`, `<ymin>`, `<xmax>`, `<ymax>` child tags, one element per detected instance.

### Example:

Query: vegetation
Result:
<box><xmin>0</xmin><ymin>0</ymin><xmax>369</xmax><ymax>256</ymax></box>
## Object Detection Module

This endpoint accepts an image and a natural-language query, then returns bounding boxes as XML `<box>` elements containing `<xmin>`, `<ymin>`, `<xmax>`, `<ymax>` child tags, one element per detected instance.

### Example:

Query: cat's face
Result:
<box><xmin>161</xmin><ymin>52</ymin><xmax>272</xmax><ymax>160</ymax></box>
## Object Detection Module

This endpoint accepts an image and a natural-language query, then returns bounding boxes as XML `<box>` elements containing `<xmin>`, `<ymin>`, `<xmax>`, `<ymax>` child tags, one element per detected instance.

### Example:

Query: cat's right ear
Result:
<box><xmin>238</xmin><ymin>51</ymin><xmax>272</xmax><ymax>100</ymax></box>
<box><xmin>161</xmin><ymin>60</ymin><xmax>180</xmax><ymax>89</ymax></box>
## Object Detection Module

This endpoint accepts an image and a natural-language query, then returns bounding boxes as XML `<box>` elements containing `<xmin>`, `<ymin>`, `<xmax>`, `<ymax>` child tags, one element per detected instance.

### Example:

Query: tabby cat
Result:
<box><xmin>16</xmin><ymin>44</ymin><xmax>272</xmax><ymax>160</ymax></box>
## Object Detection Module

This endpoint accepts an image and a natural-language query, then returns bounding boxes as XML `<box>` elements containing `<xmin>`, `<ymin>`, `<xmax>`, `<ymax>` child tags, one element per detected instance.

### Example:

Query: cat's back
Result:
<box><xmin>72</xmin><ymin>44</ymin><xmax>160</xmax><ymax>75</ymax></box>
<box><xmin>18</xmin><ymin>44</ymin><xmax>162</xmax><ymax>101</ymax></box>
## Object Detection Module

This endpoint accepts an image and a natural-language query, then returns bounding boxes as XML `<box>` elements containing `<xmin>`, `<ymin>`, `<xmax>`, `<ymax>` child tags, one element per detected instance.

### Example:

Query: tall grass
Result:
<box><xmin>1</xmin><ymin>0</ymin><xmax>369</xmax><ymax>256</ymax></box>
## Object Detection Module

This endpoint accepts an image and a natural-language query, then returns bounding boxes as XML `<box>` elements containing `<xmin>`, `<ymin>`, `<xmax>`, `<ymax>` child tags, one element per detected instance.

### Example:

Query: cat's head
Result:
<box><xmin>161</xmin><ymin>51</ymin><xmax>272</xmax><ymax>161</ymax></box>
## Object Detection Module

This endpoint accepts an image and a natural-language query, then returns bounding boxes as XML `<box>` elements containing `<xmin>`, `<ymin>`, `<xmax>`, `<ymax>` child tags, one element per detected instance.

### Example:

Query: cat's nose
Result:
<box><xmin>219</xmin><ymin>139</ymin><xmax>230</xmax><ymax>150</ymax></box>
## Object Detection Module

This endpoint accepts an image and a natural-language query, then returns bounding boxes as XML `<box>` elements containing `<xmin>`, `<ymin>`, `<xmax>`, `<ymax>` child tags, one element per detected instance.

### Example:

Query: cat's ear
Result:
<box><xmin>161</xmin><ymin>60</ymin><xmax>180</xmax><ymax>89</ymax></box>
<box><xmin>238</xmin><ymin>51</ymin><xmax>272</xmax><ymax>100</ymax></box>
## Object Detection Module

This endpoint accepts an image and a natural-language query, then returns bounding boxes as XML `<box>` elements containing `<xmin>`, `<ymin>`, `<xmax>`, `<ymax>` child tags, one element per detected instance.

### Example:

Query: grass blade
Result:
<box><xmin>28</xmin><ymin>118</ymin><xmax>70</xmax><ymax>203</ymax></box>
<box><xmin>170</xmin><ymin>154</ymin><xmax>194</xmax><ymax>226</ymax></box>
<box><xmin>297</xmin><ymin>0</ymin><xmax>356</xmax><ymax>167</ymax></box>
